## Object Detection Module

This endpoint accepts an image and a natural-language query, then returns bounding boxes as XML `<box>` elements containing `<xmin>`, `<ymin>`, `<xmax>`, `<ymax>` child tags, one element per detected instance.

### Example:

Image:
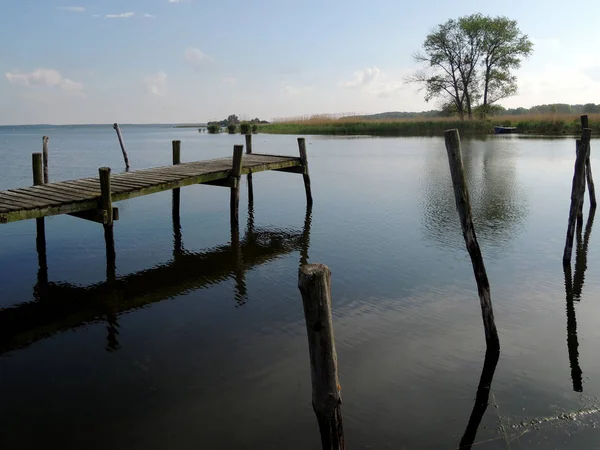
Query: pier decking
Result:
<box><xmin>0</xmin><ymin>152</ymin><xmax>304</xmax><ymax>224</ymax></box>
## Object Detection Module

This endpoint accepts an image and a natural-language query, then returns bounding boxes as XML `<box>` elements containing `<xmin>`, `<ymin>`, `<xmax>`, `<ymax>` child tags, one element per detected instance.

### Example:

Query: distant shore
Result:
<box><xmin>257</xmin><ymin>114</ymin><xmax>599</xmax><ymax>136</ymax></box>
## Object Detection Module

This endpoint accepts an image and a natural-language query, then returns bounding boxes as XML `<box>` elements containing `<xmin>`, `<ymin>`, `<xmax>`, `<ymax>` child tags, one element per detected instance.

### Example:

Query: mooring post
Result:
<box><xmin>172</xmin><ymin>141</ymin><xmax>182</xmax><ymax>256</ymax></box>
<box><xmin>113</xmin><ymin>123</ymin><xmax>131</xmax><ymax>170</ymax></box>
<box><xmin>564</xmin><ymin>128</ymin><xmax>592</xmax><ymax>264</ymax></box>
<box><xmin>300</xmin><ymin>204</ymin><xmax>313</xmax><ymax>267</ymax></box>
<box><xmin>297</xmin><ymin>138</ymin><xmax>314</xmax><ymax>206</ymax></box>
<box><xmin>297</xmin><ymin>263</ymin><xmax>345</xmax><ymax>450</ymax></box>
<box><xmin>42</xmin><ymin>136</ymin><xmax>49</xmax><ymax>184</ymax></box>
<box><xmin>32</xmin><ymin>152</ymin><xmax>48</xmax><ymax>287</ymax></box>
<box><xmin>99</xmin><ymin>167</ymin><xmax>116</xmax><ymax>279</ymax></box>
<box><xmin>581</xmin><ymin>115</ymin><xmax>597</xmax><ymax>209</ymax></box>
<box><xmin>245</xmin><ymin>134</ymin><xmax>254</xmax><ymax>204</ymax></box>
<box><xmin>230</xmin><ymin>145</ymin><xmax>244</xmax><ymax>230</ymax></box>
<box><xmin>576</xmin><ymin>140</ymin><xmax>585</xmax><ymax>234</ymax></box>
<box><xmin>444</xmin><ymin>129</ymin><xmax>500</xmax><ymax>351</ymax></box>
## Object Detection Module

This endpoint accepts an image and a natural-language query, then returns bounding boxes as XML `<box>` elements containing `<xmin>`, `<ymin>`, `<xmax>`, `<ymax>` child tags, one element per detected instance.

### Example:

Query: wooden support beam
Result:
<box><xmin>42</xmin><ymin>136</ymin><xmax>49</xmax><ymax>184</ymax></box>
<box><xmin>204</xmin><ymin>178</ymin><xmax>237</xmax><ymax>188</ymax></box>
<box><xmin>230</xmin><ymin>145</ymin><xmax>243</xmax><ymax>230</ymax></box>
<box><xmin>274</xmin><ymin>166</ymin><xmax>306</xmax><ymax>174</ymax></box>
<box><xmin>297</xmin><ymin>138</ymin><xmax>313</xmax><ymax>206</ymax></box>
<box><xmin>32</xmin><ymin>153</ymin><xmax>43</xmax><ymax>186</ymax></box>
<box><xmin>298</xmin><ymin>264</ymin><xmax>345</xmax><ymax>450</ymax></box>
<box><xmin>99</xmin><ymin>167</ymin><xmax>113</xmax><ymax>227</ymax></box>
<box><xmin>581</xmin><ymin>116</ymin><xmax>597</xmax><ymax>209</ymax></box>
<box><xmin>444</xmin><ymin>129</ymin><xmax>500</xmax><ymax>351</ymax></box>
<box><xmin>173</xmin><ymin>140</ymin><xmax>181</xmax><ymax>165</ymax></box>
<box><xmin>564</xmin><ymin>129</ymin><xmax>592</xmax><ymax>264</ymax></box>
<box><xmin>68</xmin><ymin>207</ymin><xmax>119</xmax><ymax>224</ymax></box>
<box><xmin>245</xmin><ymin>134</ymin><xmax>253</xmax><ymax>155</ymax></box>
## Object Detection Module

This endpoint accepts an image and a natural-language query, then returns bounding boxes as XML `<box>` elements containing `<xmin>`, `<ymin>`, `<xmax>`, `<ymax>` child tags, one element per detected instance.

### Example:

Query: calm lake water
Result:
<box><xmin>1</xmin><ymin>125</ymin><xmax>600</xmax><ymax>449</ymax></box>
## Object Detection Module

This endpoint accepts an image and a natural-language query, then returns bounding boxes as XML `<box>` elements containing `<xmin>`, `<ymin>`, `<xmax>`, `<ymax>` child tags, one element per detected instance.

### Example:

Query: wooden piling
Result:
<box><xmin>444</xmin><ymin>129</ymin><xmax>500</xmax><ymax>350</ymax></box>
<box><xmin>581</xmin><ymin>115</ymin><xmax>597</xmax><ymax>209</ymax></box>
<box><xmin>245</xmin><ymin>134</ymin><xmax>254</xmax><ymax>204</ymax></box>
<box><xmin>230</xmin><ymin>145</ymin><xmax>244</xmax><ymax>230</ymax></box>
<box><xmin>32</xmin><ymin>152</ymin><xmax>48</xmax><ymax>288</ymax></box>
<box><xmin>42</xmin><ymin>136</ymin><xmax>49</xmax><ymax>184</ymax></box>
<box><xmin>563</xmin><ymin>128</ymin><xmax>592</xmax><ymax>264</ymax></box>
<box><xmin>113</xmin><ymin>123</ymin><xmax>131</xmax><ymax>170</ymax></box>
<box><xmin>297</xmin><ymin>263</ymin><xmax>345</xmax><ymax>450</ymax></box>
<box><xmin>297</xmin><ymin>138</ymin><xmax>314</xmax><ymax>206</ymax></box>
<box><xmin>99</xmin><ymin>167</ymin><xmax>113</xmax><ymax>227</ymax></box>
<box><xmin>576</xmin><ymin>140</ymin><xmax>585</xmax><ymax>234</ymax></box>
<box><xmin>172</xmin><ymin>141</ymin><xmax>182</xmax><ymax>257</ymax></box>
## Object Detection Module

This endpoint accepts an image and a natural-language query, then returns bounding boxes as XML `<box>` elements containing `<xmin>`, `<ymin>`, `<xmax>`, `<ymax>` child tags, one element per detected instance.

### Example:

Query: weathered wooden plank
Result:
<box><xmin>0</xmin><ymin>199</ymin><xmax>98</xmax><ymax>223</ymax></box>
<box><xmin>1</xmin><ymin>191</ymin><xmax>61</xmax><ymax>208</ymax></box>
<box><xmin>0</xmin><ymin>200</ymin><xmax>23</xmax><ymax>211</ymax></box>
<box><xmin>108</xmin><ymin>178</ymin><xmax>151</xmax><ymax>190</ymax></box>
<box><xmin>15</xmin><ymin>187</ymin><xmax>82</xmax><ymax>204</ymax></box>
<box><xmin>240</xmin><ymin>159</ymin><xmax>301</xmax><ymax>175</ymax></box>
<box><xmin>121</xmin><ymin>171</ymin><xmax>185</xmax><ymax>182</ymax></box>
<box><xmin>60</xmin><ymin>179</ymin><xmax>101</xmax><ymax>191</ymax></box>
<box><xmin>50</xmin><ymin>182</ymin><xmax>101</xmax><ymax>197</ymax></box>
<box><xmin>0</xmin><ymin>194</ymin><xmax>38</xmax><ymax>210</ymax></box>
<box><xmin>27</xmin><ymin>184</ymin><xmax>95</xmax><ymax>201</ymax></box>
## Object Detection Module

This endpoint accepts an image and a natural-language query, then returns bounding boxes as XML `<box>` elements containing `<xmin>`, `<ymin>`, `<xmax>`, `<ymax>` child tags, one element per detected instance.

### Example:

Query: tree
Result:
<box><xmin>410</xmin><ymin>14</ymin><xmax>533</xmax><ymax>119</ymax></box>
<box><xmin>227</xmin><ymin>114</ymin><xmax>240</xmax><ymax>125</ymax></box>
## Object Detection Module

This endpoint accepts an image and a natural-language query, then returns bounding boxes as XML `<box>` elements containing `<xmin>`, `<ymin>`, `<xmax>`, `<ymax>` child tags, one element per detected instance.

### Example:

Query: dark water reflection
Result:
<box><xmin>3</xmin><ymin>129</ymin><xmax>600</xmax><ymax>449</ymax></box>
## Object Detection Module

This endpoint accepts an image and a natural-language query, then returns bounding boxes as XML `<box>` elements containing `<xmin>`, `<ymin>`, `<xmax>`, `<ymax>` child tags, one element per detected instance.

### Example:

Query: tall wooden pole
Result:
<box><xmin>172</xmin><ymin>141</ymin><xmax>182</xmax><ymax>257</ymax></box>
<box><xmin>298</xmin><ymin>264</ymin><xmax>345</xmax><ymax>450</ymax></box>
<box><xmin>581</xmin><ymin>115</ymin><xmax>596</xmax><ymax>209</ymax></box>
<box><xmin>564</xmin><ymin>129</ymin><xmax>592</xmax><ymax>264</ymax></box>
<box><xmin>113</xmin><ymin>123</ymin><xmax>131</xmax><ymax>170</ymax></box>
<box><xmin>42</xmin><ymin>136</ymin><xmax>49</xmax><ymax>184</ymax></box>
<box><xmin>444</xmin><ymin>129</ymin><xmax>500</xmax><ymax>350</ymax></box>
<box><xmin>230</xmin><ymin>145</ymin><xmax>244</xmax><ymax>231</ymax></box>
<box><xmin>297</xmin><ymin>138</ymin><xmax>313</xmax><ymax>206</ymax></box>
<box><xmin>245</xmin><ymin>134</ymin><xmax>254</xmax><ymax>205</ymax></box>
<box><xmin>32</xmin><ymin>153</ymin><xmax>48</xmax><ymax>289</ymax></box>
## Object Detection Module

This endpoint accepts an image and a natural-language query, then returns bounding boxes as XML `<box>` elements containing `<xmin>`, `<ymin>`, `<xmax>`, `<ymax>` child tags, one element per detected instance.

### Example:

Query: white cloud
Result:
<box><xmin>341</xmin><ymin>67</ymin><xmax>405</xmax><ymax>97</ymax></box>
<box><xmin>143</xmin><ymin>13</ymin><xmax>156</xmax><ymax>18</ymax></box>
<box><xmin>5</xmin><ymin>69</ymin><xmax>84</xmax><ymax>93</ymax></box>
<box><xmin>105</xmin><ymin>12</ymin><xmax>135</xmax><ymax>19</ymax></box>
<box><xmin>56</xmin><ymin>6</ymin><xmax>85</xmax><ymax>12</ymax></box>
<box><xmin>184</xmin><ymin>47</ymin><xmax>212</xmax><ymax>65</ymax></box>
<box><xmin>222</xmin><ymin>77</ymin><xmax>237</xmax><ymax>85</ymax></box>
<box><xmin>144</xmin><ymin>72</ymin><xmax>167</xmax><ymax>96</ymax></box>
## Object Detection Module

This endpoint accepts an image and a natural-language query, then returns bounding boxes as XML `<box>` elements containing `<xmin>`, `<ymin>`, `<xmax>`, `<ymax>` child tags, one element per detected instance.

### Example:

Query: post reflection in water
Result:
<box><xmin>0</xmin><ymin>192</ymin><xmax>312</xmax><ymax>355</ymax></box>
<box><xmin>458</xmin><ymin>348</ymin><xmax>500</xmax><ymax>450</ymax></box>
<box><xmin>563</xmin><ymin>207</ymin><xmax>595</xmax><ymax>392</ymax></box>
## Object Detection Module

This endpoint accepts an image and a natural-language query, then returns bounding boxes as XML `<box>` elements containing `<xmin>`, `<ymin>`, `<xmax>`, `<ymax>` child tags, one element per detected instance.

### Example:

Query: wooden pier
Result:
<box><xmin>0</xmin><ymin>138</ymin><xmax>311</xmax><ymax>224</ymax></box>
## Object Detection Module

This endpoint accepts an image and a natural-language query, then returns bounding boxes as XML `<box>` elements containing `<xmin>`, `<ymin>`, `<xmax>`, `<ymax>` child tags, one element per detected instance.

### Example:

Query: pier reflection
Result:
<box><xmin>0</xmin><ymin>194</ymin><xmax>312</xmax><ymax>355</ymax></box>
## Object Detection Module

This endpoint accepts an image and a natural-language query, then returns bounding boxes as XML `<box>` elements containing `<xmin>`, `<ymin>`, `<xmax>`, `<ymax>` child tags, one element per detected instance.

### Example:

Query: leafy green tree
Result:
<box><xmin>410</xmin><ymin>14</ymin><xmax>533</xmax><ymax>119</ymax></box>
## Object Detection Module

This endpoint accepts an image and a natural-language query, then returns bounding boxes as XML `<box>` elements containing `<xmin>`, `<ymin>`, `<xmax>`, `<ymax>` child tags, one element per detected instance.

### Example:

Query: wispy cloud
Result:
<box><xmin>143</xmin><ymin>13</ymin><xmax>156</xmax><ymax>18</ymax></box>
<box><xmin>144</xmin><ymin>72</ymin><xmax>167</xmax><ymax>96</ymax></box>
<box><xmin>5</xmin><ymin>69</ymin><xmax>84</xmax><ymax>93</ymax></box>
<box><xmin>341</xmin><ymin>67</ymin><xmax>404</xmax><ymax>97</ymax></box>
<box><xmin>105</xmin><ymin>12</ymin><xmax>135</xmax><ymax>19</ymax></box>
<box><xmin>184</xmin><ymin>47</ymin><xmax>213</xmax><ymax>65</ymax></box>
<box><xmin>56</xmin><ymin>6</ymin><xmax>85</xmax><ymax>12</ymax></box>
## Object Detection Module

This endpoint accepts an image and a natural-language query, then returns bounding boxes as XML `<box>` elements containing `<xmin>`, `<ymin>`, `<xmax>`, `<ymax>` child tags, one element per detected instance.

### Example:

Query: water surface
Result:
<box><xmin>1</xmin><ymin>125</ymin><xmax>599</xmax><ymax>449</ymax></box>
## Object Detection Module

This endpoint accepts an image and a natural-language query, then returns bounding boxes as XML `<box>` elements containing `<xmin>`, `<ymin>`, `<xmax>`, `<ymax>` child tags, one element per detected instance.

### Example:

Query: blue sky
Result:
<box><xmin>1</xmin><ymin>0</ymin><xmax>599</xmax><ymax>124</ymax></box>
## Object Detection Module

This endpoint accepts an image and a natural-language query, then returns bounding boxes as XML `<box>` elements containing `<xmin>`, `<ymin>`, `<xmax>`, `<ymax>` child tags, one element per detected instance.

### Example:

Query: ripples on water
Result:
<box><xmin>1</xmin><ymin>127</ymin><xmax>600</xmax><ymax>449</ymax></box>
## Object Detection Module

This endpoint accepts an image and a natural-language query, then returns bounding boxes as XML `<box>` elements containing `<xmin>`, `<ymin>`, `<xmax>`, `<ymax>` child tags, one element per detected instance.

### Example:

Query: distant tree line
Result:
<box><xmin>206</xmin><ymin>114</ymin><xmax>269</xmax><ymax>134</ymax></box>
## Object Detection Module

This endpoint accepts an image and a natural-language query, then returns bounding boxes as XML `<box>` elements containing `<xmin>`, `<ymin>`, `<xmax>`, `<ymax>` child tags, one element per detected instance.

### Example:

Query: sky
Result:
<box><xmin>1</xmin><ymin>0</ymin><xmax>600</xmax><ymax>125</ymax></box>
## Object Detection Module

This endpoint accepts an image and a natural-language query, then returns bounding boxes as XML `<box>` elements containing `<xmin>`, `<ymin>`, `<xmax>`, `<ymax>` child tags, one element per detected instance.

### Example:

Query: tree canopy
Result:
<box><xmin>410</xmin><ymin>14</ymin><xmax>533</xmax><ymax>119</ymax></box>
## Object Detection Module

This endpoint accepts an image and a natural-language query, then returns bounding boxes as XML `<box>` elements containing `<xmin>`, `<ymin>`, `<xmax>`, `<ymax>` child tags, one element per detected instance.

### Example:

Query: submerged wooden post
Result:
<box><xmin>298</xmin><ymin>264</ymin><xmax>345</xmax><ymax>450</ymax></box>
<box><xmin>245</xmin><ymin>134</ymin><xmax>254</xmax><ymax>204</ymax></box>
<box><xmin>172</xmin><ymin>140</ymin><xmax>182</xmax><ymax>256</ymax></box>
<box><xmin>564</xmin><ymin>128</ymin><xmax>592</xmax><ymax>264</ymax></box>
<box><xmin>230</xmin><ymin>145</ymin><xmax>244</xmax><ymax>230</ymax></box>
<box><xmin>99</xmin><ymin>167</ymin><xmax>113</xmax><ymax>226</ymax></box>
<box><xmin>297</xmin><ymin>138</ymin><xmax>314</xmax><ymax>206</ymax></box>
<box><xmin>576</xmin><ymin>140</ymin><xmax>585</xmax><ymax>234</ymax></box>
<box><xmin>42</xmin><ymin>136</ymin><xmax>49</xmax><ymax>184</ymax></box>
<box><xmin>581</xmin><ymin>115</ymin><xmax>597</xmax><ymax>209</ymax></box>
<box><xmin>32</xmin><ymin>152</ymin><xmax>48</xmax><ymax>287</ymax></box>
<box><xmin>113</xmin><ymin>123</ymin><xmax>131</xmax><ymax>170</ymax></box>
<box><xmin>444</xmin><ymin>129</ymin><xmax>500</xmax><ymax>350</ymax></box>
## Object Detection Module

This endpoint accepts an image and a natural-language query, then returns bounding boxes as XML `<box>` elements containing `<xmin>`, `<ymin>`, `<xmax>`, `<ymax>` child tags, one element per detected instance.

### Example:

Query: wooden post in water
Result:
<box><xmin>99</xmin><ymin>167</ymin><xmax>116</xmax><ymax>280</ymax></box>
<box><xmin>245</xmin><ymin>134</ymin><xmax>254</xmax><ymax>205</ymax></box>
<box><xmin>576</xmin><ymin>139</ymin><xmax>585</xmax><ymax>234</ymax></box>
<box><xmin>297</xmin><ymin>138</ymin><xmax>314</xmax><ymax>206</ymax></box>
<box><xmin>172</xmin><ymin>141</ymin><xmax>182</xmax><ymax>256</ymax></box>
<box><xmin>564</xmin><ymin>129</ymin><xmax>592</xmax><ymax>264</ymax></box>
<box><xmin>230</xmin><ymin>145</ymin><xmax>244</xmax><ymax>230</ymax></box>
<box><xmin>32</xmin><ymin>152</ymin><xmax>48</xmax><ymax>288</ymax></box>
<box><xmin>581</xmin><ymin>115</ymin><xmax>597</xmax><ymax>209</ymax></box>
<box><xmin>113</xmin><ymin>123</ymin><xmax>131</xmax><ymax>170</ymax></box>
<box><xmin>297</xmin><ymin>264</ymin><xmax>345</xmax><ymax>450</ymax></box>
<box><xmin>42</xmin><ymin>136</ymin><xmax>49</xmax><ymax>184</ymax></box>
<box><xmin>444</xmin><ymin>129</ymin><xmax>500</xmax><ymax>350</ymax></box>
